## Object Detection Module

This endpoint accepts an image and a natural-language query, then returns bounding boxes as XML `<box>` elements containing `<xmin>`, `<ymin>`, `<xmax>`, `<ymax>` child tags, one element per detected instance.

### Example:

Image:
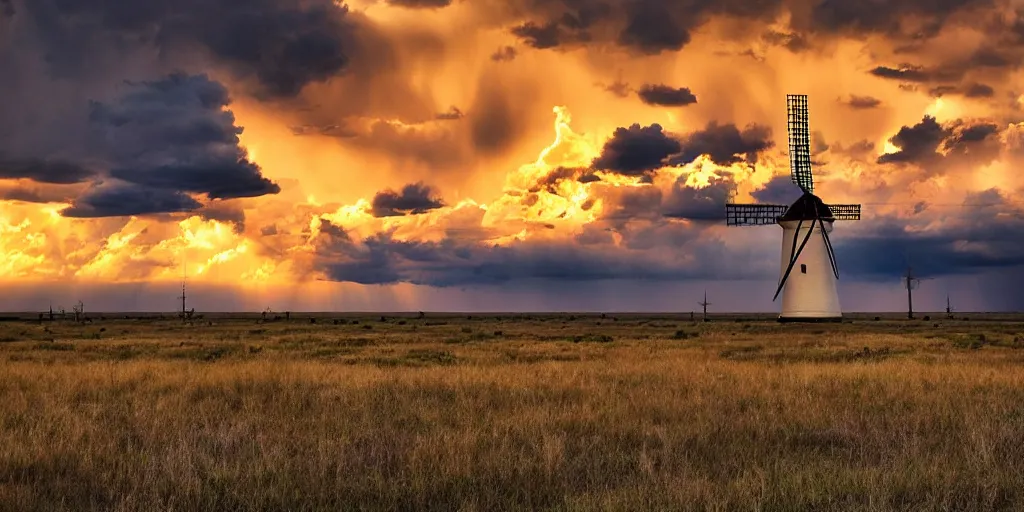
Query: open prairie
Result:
<box><xmin>1</xmin><ymin>312</ymin><xmax>1023</xmax><ymax>511</ymax></box>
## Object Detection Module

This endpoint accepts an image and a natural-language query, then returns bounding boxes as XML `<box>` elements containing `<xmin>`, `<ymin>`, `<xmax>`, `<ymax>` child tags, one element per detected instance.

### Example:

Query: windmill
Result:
<box><xmin>698</xmin><ymin>291</ymin><xmax>711</xmax><ymax>322</ymax></box>
<box><xmin>725</xmin><ymin>94</ymin><xmax>862</xmax><ymax>322</ymax></box>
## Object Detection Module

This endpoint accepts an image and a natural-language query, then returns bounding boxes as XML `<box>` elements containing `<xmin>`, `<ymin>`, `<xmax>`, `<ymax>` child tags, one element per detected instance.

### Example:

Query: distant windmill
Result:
<box><xmin>725</xmin><ymin>94</ymin><xmax>862</xmax><ymax>321</ymax></box>
<box><xmin>698</xmin><ymin>291</ymin><xmax>711</xmax><ymax>322</ymax></box>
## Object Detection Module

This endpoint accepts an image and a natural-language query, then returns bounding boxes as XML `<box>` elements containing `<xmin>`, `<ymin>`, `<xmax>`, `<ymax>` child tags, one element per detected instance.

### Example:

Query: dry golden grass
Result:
<box><xmin>1</xmin><ymin>313</ymin><xmax>1023</xmax><ymax>511</ymax></box>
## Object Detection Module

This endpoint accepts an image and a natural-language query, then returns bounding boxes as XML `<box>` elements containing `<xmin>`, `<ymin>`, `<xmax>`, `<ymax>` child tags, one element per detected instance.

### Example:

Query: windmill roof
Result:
<box><xmin>779</xmin><ymin>192</ymin><xmax>833</xmax><ymax>222</ymax></box>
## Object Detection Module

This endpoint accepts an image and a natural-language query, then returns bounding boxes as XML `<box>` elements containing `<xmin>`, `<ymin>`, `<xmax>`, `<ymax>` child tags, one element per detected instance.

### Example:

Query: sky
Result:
<box><xmin>2</xmin><ymin>0</ymin><xmax>1024</xmax><ymax>313</ymax></box>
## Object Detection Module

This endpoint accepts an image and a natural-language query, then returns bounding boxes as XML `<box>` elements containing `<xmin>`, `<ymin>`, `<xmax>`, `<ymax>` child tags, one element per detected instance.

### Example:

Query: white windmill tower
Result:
<box><xmin>725</xmin><ymin>94</ymin><xmax>862</xmax><ymax>322</ymax></box>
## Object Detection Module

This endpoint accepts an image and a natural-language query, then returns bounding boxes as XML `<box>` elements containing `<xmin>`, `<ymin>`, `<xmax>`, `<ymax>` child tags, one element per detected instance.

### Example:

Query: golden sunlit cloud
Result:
<box><xmin>2</xmin><ymin>0</ymin><xmax>1024</xmax><ymax>310</ymax></box>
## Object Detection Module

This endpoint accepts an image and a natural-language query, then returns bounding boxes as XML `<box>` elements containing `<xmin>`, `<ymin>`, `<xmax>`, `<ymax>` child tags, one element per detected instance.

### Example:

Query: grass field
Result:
<box><xmin>1</xmin><ymin>312</ymin><xmax>1023</xmax><ymax>511</ymax></box>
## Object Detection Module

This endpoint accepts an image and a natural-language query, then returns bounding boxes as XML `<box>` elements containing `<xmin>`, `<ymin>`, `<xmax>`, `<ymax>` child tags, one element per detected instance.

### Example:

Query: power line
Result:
<box><xmin>859</xmin><ymin>202</ymin><xmax>1005</xmax><ymax>207</ymax></box>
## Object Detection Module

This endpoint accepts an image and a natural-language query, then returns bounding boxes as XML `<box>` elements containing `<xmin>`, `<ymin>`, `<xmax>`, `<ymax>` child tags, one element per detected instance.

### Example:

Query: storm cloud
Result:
<box><xmin>14</xmin><ymin>0</ymin><xmax>358</xmax><ymax>98</ymax></box>
<box><xmin>835</xmin><ymin>189</ymin><xmax>1024</xmax><ymax>279</ymax></box>
<box><xmin>636</xmin><ymin>84</ymin><xmax>698</xmax><ymax>107</ymax></box>
<box><xmin>877</xmin><ymin>115</ymin><xmax>1001</xmax><ymax>169</ymax></box>
<box><xmin>62</xmin><ymin>183</ymin><xmax>203</xmax><ymax>218</ymax></box>
<box><xmin>591</xmin><ymin>123</ymin><xmax>681</xmax><ymax>175</ymax></box>
<box><xmin>371</xmin><ymin>182</ymin><xmax>446</xmax><ymax>217</ymax></box>
<box><xmin>671</xmin><ymin>122</ymin><xmax>774</xmax><ymax>166</ymax></box>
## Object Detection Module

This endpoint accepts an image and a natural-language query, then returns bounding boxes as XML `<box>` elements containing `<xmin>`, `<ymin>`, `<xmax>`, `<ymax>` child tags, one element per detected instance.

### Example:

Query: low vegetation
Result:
<box><xmin>0</xmin><ymin>312</ymin><xmax>1022</xmax><ymax>511</ymax></box>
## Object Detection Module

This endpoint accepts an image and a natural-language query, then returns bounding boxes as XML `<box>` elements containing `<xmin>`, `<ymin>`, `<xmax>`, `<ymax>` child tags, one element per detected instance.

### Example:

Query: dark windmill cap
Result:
<box><xmin>779</xmin><ymin>192</ymin><xmax>834</xmax><ymax>222</ymax></box>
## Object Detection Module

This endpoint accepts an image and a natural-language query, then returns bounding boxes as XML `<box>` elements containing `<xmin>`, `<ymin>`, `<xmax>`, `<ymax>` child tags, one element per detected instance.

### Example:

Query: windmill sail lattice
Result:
<box><xmin>723</xmin><ymin>94</ymin><xmax>863</xmax><ymax>322</ymax></box>
<box><xmin>787</xmin><ymin>94</ymin><xmax>813</xmax><ymax>194</ymax></box>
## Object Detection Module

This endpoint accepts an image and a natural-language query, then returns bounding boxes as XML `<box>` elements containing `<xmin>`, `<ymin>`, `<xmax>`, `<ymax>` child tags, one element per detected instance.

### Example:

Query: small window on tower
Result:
<box><xmin>800</xmin><ymin>264</ymin><xmax>807</xmax><ymax>274</ymax></box>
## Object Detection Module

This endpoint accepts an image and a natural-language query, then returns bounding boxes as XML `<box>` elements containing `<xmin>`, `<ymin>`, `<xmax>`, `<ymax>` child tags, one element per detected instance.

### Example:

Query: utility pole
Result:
<box><xmin>904</xmin><ymin>266</ymin><xmax>917</xmax><ymax>319</ymax></box>
<box><xmin>698</xmin><ymin>290</ymin><xmax>711</xmax><ymax>322</ymax></box>
<box><xmin>903</xmin><ymin>266</ymin><xmax>932</xmax><ymax>320</ymax></box>
<box><xmin>178</xmin><ymin>258</ymin><xmax>187</xmax><ymax>322</ymax></box>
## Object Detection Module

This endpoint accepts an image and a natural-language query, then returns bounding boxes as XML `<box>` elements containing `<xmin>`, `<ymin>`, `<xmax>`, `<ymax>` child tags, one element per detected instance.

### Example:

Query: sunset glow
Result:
<box><xmin>1</xmin><ymin>0</ymin><xmax>1023</xmax><ymax>311</ymax></box>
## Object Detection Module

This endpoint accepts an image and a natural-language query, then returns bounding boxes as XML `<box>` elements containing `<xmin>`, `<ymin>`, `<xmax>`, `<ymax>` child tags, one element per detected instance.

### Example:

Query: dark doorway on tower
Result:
<box><xmin>800</xmin><ymin>264</ymin><xmax>807</xmax><ymax>274</ymax></box>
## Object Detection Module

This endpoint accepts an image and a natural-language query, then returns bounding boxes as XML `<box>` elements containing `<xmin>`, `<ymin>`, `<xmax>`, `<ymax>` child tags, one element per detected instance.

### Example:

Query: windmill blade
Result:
<box><xmin>826</xmin><ymin>204</ymin><xmax>861</xmax><ymax>220</ymax></box>
<box><xmin>787</xmin><ymin>94</ymin><xmax>814</xmax><ymax>194</ymax></box>
<box><xmin>811</xmin><ymin>202</ymin><xmax>838</xmax><ymax>279</ymax></box>
<box><xmin>816</xmin><ymin>210</ymin><xmax>840</xmax><ymax>280</ymax></box>
<box><xmin>788</xmin><ymin>219</ymin><xmax>804</xmax><ymax>272</ymax></box>
<box><xmin>773</xmin><ymin>218</ymin><xmax>818</xmax><ymax>301</ymax></box>
<box><xmin>726</xmin><ymin>203</ymin><xmax>788</xmax><ymax>226</ymax></box>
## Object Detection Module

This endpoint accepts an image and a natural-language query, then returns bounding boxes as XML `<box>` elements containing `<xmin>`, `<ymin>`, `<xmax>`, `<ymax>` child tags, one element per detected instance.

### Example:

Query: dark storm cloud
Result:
<box><xmin>877</xmin><ymin>116</ymin><xmax>947</xmax><ymax>164</ymax></box>
<box><xmin>930</xmin><ymin>83</ymin><xmax>995</xmax><ymax>98</ymax></box>
<box><xmin>802</xmin><ymin>0</ymin><xmax>989</xmax><ymax>38</ymax></box>
<box><xmin>62</xmin><ymin>182</ymin><xmax>202</xmax><ymax>218</ymax></box>
<box><xmin>504</xmin><ymin>0</ymin><xmax>783</xmax><ymax>54</ymax></box>
<box><xmin>868</xmin><ymin>47</ymin><xmax>1015</xmax><ymax>93</ymax></box>
<box><xmin>591</xmin><ymin>124</ymin><xmax>681</xmax><ymax>175</ymax></box>
<box><xmin>0</xmin><ymin>157</ymin><xmax>97</xmax><ymax>184</ymax></box>
<box><xmin>835</xmin><ymin>189</ymin><xmax>1024</xmax><ymax>279</ymax></box>
<box><xmin>591</xmin><ymin>121</ymin><xmax>773</xmax><ymax>176</ymax></box>
<box><xmin>964</xmin><ymin>83</ymin><xmax>995</xmax><ymax>97</ymax></box>
<box><xmin>877</xmin><ymin>116</ymin><xmax>1001</xmax><ymax>168</ymax></box>
<box><xmin>386</xmin><ymin>0</ymin><xmax>453</xmax><ymax>8</ymax></box>
<box><xmin>0</xmin><ymin>181</ymin><xmax>83</xmax><ymax>204</ymax></box>
<box><xmin>617</xmin><ymin>0</ymin><xmax>690</xmax><ymax>54</ymax></box>
<box><xmin>508</xmin><ymin>2</ymin><xmax>609</xmax><ymax>49</ymax></box>
<box><xmin>370</xmin><ymin>182</ymin><xmax>445</xmax><ymax>217</ymax></box>
<box><xmin>0</xmin><ymin>69</ymin><xmax>279</xmax><ymax>217</ymax></box>
<box><xmin>636</xmin><ymin>84</ymin><xmax>698</xmax><ymax>107</ymax></box>
<box><xmin>89</xmin><ymin>73</ymin><xmax>280</xmax><ymax>200</ymax></box>
<box><xmin>869</xmin><ymin>65</ymin><xmax>934</xmax><ymax>82</ymax></box>
<box><xmin>843</xmin><ymin>95</ymin><xmax>882</xmax><ymax>109</ymax></box>
<box><xmin>17</xmin><ymin>0</ymin><xmax>357</xmax><ymax>98</ymax></box>
<box><xmin>967</xmin><ymin>47</ymin><xmax>1010</xmax><ymax>68</ymax></box>
<box><xmin>315</xmin><ymin>230</ymin><xmax>742</xmax><ymax>287</ymax></box>
<box><xmin>670</xmin><ymin>122</ymin><xmax>774</xmax><ymax>166</ymax></box>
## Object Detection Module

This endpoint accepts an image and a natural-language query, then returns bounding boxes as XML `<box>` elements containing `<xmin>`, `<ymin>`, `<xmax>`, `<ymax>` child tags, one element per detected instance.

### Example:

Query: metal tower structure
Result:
<box><xmin>725</xmin><ymin>94</ymin><xmax>862</xmax><ymax>321</ymax></box>
<box><xmin>178</xmin><ymin>258</ymin><xmax>187</xmax><ymax>321</ymax></box>
<box><xmin>698</xmin><ymin>291</ymin><xmax>711</xmax><ymax>322</ymax></box>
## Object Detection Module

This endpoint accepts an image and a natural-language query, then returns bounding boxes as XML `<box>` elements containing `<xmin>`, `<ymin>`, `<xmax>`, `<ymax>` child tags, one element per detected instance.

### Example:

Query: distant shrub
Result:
<box><xmin>571</xmin><ymin>334</ymin><xmax>613</xmax><ymax>343</ymax></box>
